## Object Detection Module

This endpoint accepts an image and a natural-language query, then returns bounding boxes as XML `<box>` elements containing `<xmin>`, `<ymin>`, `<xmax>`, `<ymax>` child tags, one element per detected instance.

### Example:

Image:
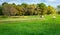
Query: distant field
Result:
<box><xmin>0</xmin><ymin>15</ymin><xmax>60</xmax><ymax>35</ymax></box>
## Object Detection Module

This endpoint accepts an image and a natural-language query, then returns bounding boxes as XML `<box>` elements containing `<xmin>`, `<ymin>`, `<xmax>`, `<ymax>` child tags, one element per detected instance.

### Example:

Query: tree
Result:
<box><xmin>12</xmin><ymin>3</ymin><xmax>17</xmax><ymax>8</ymax></box>
<box><xmin>15</xmin><ymin>5</ymin><xmax>24</xmax><ymax>16</ymax></box>
<box><xmin>26</xmin><ymin>4</ymin><xmax>36</xmax><ymax>15</ymax></box>
<box><xmin>0</xmin><ymin>2</ymin><xmax>57</xmax><ymax>16</ymax></box>
<box><xmin>21</xmin><ymin>3</ymin><xmax>28</xmax><ymax>15</ymax></box>
<box><xmin>12</xmin><ymin>3</ymin><xmax>16</xmax><ymax>5</ymax></box>
<box><xmin>0</xmin><ymin>6</ymin><xmax>3</xmax><ymax>15</ymax></box>
<box><xmin>47</xmin><ymin>6</ymin><xmax>56</xmax><ymax>15</ymax></box>
<box><xmin>37</xmin><ymin>3</ymin><xmax>47</xmax><ymax>18</ymax></box>
<box><xmin>2</xmin><ymin>4</ymin><xmax>18</xmax><ymax>16</ymax></box>
<box><xmin>2</xmin><ymin>2</ymin><xmax>8</xmax><ymax>5</ymax></box>
<box><xmin>57</xmin><ymin>5</ymin><xmax>60</xmax><ymax>14</ymax></box>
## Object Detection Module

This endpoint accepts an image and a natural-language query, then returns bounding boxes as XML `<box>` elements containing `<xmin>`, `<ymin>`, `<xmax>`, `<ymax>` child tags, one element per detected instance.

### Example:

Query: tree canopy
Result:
<box><xmin>0</xmin><ymin>2</ymin><xmax>57</xmax><ymax>16</ymax></box>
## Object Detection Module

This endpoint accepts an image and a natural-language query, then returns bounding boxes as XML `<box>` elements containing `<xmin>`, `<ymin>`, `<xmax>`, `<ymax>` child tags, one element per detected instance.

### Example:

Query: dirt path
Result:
<box><xmin>0</xmin><ymin>18</ymin><xmax>40</xmax><ymax>22</ymax></box>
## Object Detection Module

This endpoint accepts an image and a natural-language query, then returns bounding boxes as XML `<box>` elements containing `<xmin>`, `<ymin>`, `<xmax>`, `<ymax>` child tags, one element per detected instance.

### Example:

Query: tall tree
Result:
<box><xmin>2</xmin><ymin>4</ymin><xmax>18</xmax><ymax>16</ymax></box>
<box><xmin>21</xmin><ymin>3</ymin><xmax>28</xmax><ymax>15</ymax></box>
<box><xmin>26</xmin><ymin>4</ymin><xmax>36</xmax><ymax>15</ymax></box>
<box><xmin>2</xmin><ymin>2</ymin><xmax>8</xmax><ymax>5</ymax></box>
<box><xmin>47</xmin><ymin>6</ymin><xmax>56</xmax><ymax>15</ymax></box>
<box><xmin>0</xmin><ymin>6</ymin><xmax>3</xmax><ymax>15</ymax></box>
<box><xmin>16</xmin><ymin>5</ymin><xmax>24</xmax><ymax>16</ymax></box>
<box><xmin>57</xmin><ymin>5</ymin><xmax>60</xmax><ymax>14</ymax></box>
<box><xmin>37</xmin><ymin>3</ymin><xmax>47</xmax><ymax>17</ymax></box>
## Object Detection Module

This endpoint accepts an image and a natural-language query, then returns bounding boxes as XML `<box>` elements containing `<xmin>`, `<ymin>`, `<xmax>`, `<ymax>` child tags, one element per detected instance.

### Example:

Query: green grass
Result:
<box><xmin>0</xmin><ymin>15</ymin><xmax>60</xmax><ymax>35</ymax></box>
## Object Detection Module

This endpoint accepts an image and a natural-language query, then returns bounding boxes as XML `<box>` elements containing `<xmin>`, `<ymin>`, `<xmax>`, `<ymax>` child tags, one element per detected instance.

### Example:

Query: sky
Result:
<box><xmin>0</xmin><ymin>0</ymin><xmax>60</xmax><ymax>7</ymax></box>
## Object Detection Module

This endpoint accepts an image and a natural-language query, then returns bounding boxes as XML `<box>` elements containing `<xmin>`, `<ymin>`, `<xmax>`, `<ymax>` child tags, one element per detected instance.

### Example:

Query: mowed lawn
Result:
<box><xmin>0</xmin><ymin>15</ymin><xmax>60</xmax><ymax>35</ymax></box>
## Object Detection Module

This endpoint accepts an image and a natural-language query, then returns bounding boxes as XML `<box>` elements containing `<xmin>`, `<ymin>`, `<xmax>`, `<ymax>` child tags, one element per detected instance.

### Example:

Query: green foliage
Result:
<box><xmin>0</xmin><ymin>6</ymin><xmax>3</xmax><ymax>15</ymax></box>
<box><xmin>26</xmin><ymin>4</ymin><xmax>36</xmax><ymax>15</ymax></box>
<box><xmin>57</xmin><ymin>5</ymin><xmax>60</xmax><ymax>14</ymax></box>
<box><xmin>37</xmin><ymin>3</ymin><xmax>47</xmax><ymax>15</ymax></box>
<box><xmin>0</xmin><ymin>2</ymin><xmax>57</xmax><ymax>16</ymax></box>
<box><xmin>47</xmin><ymin>6</ymin><xmax>57</xmax><ymax>15</ymax></box>
<box><xmin>2</xmin><ymin>2</ymin><xmax>8</xmax><ymax>5</ymax></box>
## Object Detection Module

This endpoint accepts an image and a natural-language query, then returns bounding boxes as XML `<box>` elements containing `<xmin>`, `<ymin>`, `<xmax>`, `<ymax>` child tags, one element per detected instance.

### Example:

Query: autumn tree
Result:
<box><xmin>2</xmin><ymin>4</ymin><xmax>18</xmax><ymax>16</ymax></box>
<box><xmin>47</xmin><ymin>6</ymin><xmax>56</xmax><ymax>15</ymax></box>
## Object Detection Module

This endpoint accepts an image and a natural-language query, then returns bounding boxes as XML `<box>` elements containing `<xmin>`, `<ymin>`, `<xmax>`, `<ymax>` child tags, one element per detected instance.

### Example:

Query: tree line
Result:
<box><xmin>0</xmin><ymin>2</ymin><xmax>60</xmax><ymax>16</ymax></box>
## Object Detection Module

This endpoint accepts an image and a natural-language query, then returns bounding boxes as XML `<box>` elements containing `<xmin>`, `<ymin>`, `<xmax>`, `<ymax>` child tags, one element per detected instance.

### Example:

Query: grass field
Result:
<box><xmin>0</xmin><ymin>15</ymin><xmax>60</xmax><ymax>35</ymax></box>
